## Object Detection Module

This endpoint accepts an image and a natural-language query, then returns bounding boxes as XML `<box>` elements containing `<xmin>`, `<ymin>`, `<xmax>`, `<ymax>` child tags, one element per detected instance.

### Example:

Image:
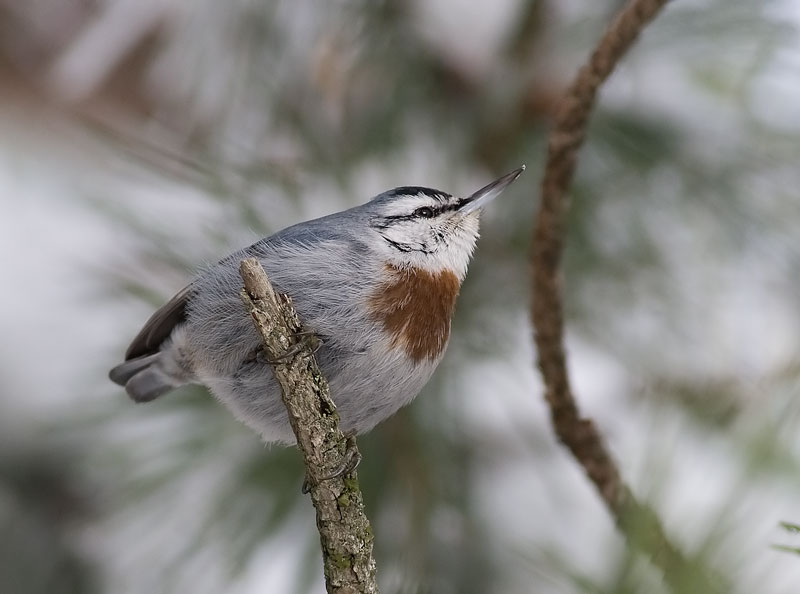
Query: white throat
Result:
<box><xmin>379</xmin><ymin>212</ymin><xmax>481</xmax><ymax>280</ymax></box>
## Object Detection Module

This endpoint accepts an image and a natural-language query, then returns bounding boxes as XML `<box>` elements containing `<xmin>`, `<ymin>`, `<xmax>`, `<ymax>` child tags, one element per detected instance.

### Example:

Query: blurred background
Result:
<box><xmin>1</xmin><ymin>0</ymin><xmax>800</xmax><ymax>592</ymax></box>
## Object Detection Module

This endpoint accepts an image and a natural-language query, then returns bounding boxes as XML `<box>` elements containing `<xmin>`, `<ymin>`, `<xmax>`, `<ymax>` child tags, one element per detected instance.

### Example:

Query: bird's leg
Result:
<box><xmin>301</xmin><ymin>431</ymin><xmax>362</xmax><ymax>494</ymax></box>
<box><xmin>257</xmin><ymin>329</ymin><xmax>323</xmax><ymax>365</ymax></box>
<box><xmin>320</xmin><ymin>432</ymin><xmax>362</xmax><ymax>480</ymax></box>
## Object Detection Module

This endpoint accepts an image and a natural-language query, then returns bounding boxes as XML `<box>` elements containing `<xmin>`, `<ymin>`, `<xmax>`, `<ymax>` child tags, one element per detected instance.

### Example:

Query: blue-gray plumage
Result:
<box><xmin>109</xmin><ymin>167</ymin><xmax>524</xmax><ymax>443</ymax></box>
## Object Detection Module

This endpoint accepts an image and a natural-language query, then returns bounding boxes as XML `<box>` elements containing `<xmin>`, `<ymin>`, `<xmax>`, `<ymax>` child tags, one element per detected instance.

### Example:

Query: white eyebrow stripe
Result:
<box><xmin>380</xmin><ymin>195</ymin><xmax>441</xmax><ymax>217</ymax></box>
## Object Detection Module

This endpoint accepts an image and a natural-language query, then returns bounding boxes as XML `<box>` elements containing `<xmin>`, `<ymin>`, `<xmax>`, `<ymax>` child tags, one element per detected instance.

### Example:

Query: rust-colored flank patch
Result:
<box><xmin>368</xmin><ymin>264</ymin><xmax>461</xmax><ymax>362</ymax></box>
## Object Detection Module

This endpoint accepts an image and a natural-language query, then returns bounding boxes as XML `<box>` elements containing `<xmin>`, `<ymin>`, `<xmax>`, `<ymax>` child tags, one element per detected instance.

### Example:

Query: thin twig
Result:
<box><xmin>239</xmin><ymin>258</ymin><xmax>378</xmax><ymax>594</ymax></box>
<box><xmin>531</xmin><ymin>1</ymin><xmax>725</xmax><ymax>591</ymax></box>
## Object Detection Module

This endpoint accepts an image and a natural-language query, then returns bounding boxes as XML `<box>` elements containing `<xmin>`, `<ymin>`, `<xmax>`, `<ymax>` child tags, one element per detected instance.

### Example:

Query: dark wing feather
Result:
<box><xmin>125</xmin><ymin>285</ymin><xmax>193</xmax><ymax>360</ymax></box>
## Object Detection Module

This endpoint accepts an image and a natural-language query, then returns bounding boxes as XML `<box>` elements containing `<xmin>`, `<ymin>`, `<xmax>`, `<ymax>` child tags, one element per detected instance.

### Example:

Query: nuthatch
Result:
<box><xmin>110</xmin><ymin>167</ymin><xmax>525</xmax><ymax>444</ymax></box>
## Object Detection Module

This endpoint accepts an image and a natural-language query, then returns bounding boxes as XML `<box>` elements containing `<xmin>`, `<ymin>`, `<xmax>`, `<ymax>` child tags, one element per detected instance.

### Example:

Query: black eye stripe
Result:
<box><xmin>372</xmin><ymin>198</ymin><xmax>464</xmax><ymax>229</ymax></box>
<box><xmin>379</xmin><ymin>209</ymin><xmax>437</xmax><ymax>223</ymax></box>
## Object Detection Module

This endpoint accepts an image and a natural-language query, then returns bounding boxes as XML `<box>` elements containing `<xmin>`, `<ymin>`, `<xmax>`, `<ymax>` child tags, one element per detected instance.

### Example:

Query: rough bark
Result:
<box><xmin>531</xmin><ymin>0</ymin><xmax>725</xmax><ymax>592</ymax></box>
<box><xmin>239</xmin><ymin>258</ymin><xmax>378</xmax><ymax>594</ymax></box>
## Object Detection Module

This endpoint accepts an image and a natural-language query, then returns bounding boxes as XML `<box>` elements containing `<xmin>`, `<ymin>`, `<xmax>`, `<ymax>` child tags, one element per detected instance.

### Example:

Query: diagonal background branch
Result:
<box><xmin>531</xmin><ymin>0</ymin><xmax>726</xmax><ymax>591</ymax></box>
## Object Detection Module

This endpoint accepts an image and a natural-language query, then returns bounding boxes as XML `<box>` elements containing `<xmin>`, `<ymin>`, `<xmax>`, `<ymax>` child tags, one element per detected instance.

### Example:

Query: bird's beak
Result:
<box><xmin>459</xmin><ymin>165</ymin><xmax>526</xmax><ymax>214</ymax></box>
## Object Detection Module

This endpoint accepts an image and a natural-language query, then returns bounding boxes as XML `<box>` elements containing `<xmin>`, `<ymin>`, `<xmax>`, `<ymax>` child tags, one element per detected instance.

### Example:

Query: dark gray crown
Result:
<box><xmin>377</xmin><ymin>186</ymin><xmax>451</xmax><ymax>203</ymax></box>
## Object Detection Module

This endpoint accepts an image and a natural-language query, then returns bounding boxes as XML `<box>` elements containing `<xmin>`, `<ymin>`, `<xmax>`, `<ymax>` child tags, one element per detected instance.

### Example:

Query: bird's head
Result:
<box><xmin>367</xmin><ymin>166</ymin><xmax>525</xmax><ymax>279</ymax></box>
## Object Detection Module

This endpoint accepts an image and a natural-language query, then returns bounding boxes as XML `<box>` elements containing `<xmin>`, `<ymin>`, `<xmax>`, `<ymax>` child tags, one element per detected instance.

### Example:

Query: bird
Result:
<box><xmin>109</xmin><ymin>166</ymin><xmax>525</xmax><ymax>445</ymax></box>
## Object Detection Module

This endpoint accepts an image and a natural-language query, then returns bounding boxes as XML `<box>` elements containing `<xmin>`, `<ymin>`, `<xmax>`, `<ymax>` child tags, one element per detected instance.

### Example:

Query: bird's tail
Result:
<box><xmin>109</xmin><ymin>353</ymin><xmax>182</xmax><ymax>403</ymax></box>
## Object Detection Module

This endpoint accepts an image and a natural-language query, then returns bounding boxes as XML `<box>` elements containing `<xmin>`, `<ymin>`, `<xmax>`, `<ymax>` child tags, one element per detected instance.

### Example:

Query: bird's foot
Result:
<box><xmin>301</xmin><ymin>432</ymin><xmax>362</xmax><ymax>494</ymax></box>
<box><xmin>257</xmin><ymin>329</ymin><xmax>323</xmax><ymax>365</ymax></box>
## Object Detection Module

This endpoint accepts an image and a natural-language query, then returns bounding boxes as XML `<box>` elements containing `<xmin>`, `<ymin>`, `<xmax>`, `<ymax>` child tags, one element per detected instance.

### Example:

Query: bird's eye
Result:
<box><xmin>414</xmin><ymin>206</ymin><xmax>435</xmax><ymax>218</ymax></box>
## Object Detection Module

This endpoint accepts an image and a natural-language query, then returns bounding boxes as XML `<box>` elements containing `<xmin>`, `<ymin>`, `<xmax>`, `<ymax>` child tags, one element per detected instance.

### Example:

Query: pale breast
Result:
<box><xmin>367</xmin><ymin>264</ymin><xmax>461</xmax><ymax>363</ymax></box>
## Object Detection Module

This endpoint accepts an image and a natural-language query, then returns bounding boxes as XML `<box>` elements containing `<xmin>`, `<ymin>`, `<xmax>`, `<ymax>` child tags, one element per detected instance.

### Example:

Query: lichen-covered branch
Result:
<box><xmin>239</xmin><ymin>258</ymin><xmax>378</xmax><ymax>594</ymax></box>
<box><xmin>531</xmin><ymin>0</ymin><xmax>725</xmax><ymax>592</ymax></box>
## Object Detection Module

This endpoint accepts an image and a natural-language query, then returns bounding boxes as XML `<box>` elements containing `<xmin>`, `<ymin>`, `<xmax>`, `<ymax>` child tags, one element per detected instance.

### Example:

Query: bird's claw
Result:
<box><xmin>257</xmin><ymin>329</ymin><xmax>323</xmax><ymax>365</ymax></box>
<box><xmin>301</xmin><ymin>433</ymin><xmax>362</xmax><ymax>494</ymax></box>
